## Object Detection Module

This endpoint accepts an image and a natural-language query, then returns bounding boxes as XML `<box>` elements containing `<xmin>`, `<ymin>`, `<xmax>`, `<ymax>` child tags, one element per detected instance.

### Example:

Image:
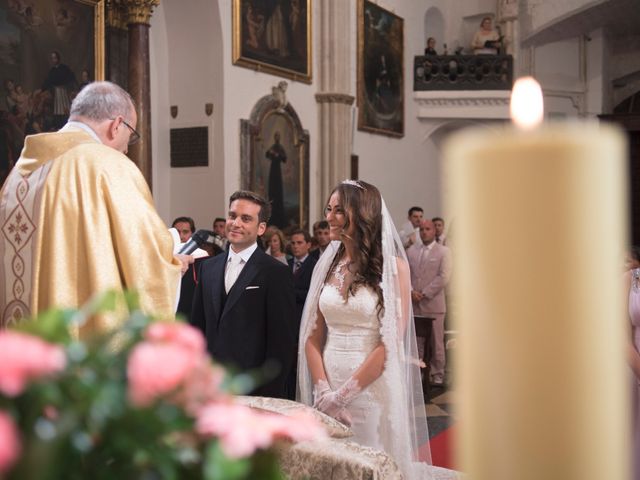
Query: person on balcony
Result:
<box><xmin>424</xmin><ymin>37</ymin><xmax>438</xmax><ymax>56</ymax></box>
<box><xmin>471</xmin><ymin>16</ymin><xmax>502</xmax><ymax>55</ymax></box>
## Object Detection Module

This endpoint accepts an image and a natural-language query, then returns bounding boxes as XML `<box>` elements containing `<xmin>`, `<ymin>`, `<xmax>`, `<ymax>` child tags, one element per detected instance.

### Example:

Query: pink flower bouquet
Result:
<box><xmin>0</xmin><ymin>292</ymin><xmax>324</xmax><ymax>480</ymax></box>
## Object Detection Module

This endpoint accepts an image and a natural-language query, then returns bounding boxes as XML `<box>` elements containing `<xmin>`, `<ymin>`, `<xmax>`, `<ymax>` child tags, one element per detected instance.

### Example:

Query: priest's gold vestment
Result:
<box><xmin>0</xmin><ymin>129</ymin><xmax>181</xmax><ymax>332</ymax></box>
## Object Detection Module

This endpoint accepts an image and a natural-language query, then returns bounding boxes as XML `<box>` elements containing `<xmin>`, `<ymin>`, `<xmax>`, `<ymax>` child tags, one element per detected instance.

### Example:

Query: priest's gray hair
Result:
<box><xmin>69</xmin><ymin>81</ymin><xmax>135</xmax><ymax>123</ymax></box>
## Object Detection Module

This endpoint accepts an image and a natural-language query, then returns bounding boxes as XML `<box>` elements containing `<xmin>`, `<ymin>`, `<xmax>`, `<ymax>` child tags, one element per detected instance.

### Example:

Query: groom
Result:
<box><xmin>190</xmin><ymin>190</ymin><xmax>296</xmax><ymax>398</ymax></box>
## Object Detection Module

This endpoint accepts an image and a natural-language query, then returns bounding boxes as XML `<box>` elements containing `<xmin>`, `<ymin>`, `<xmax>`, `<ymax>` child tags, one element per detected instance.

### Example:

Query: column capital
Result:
<box><xmin>121</xmin><ymin>0</ymin><xmax>160</xmax><ymax>25</ymax></box>
<box><xmin>106</xmin><ymin>0</ymin><xmax>128</xmax><ymax>30</ymax></box>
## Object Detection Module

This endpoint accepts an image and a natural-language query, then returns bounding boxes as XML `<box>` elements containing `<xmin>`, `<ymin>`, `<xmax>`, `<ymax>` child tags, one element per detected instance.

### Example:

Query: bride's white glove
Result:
<box><xmin>315</xmin><ymin>377</ymin><xmax>361</xmax><ymax>426</ymax></box>
<box><xmin>312</xmin><ymin>379</ymin><xmax>332</xmax><ymax>407</ymax></box>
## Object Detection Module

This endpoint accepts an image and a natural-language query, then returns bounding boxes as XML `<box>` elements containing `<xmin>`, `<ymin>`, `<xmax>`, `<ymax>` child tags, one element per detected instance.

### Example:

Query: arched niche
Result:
<box><xmin>240</xmin><ymin>82</ymin><xmax>310</xmax><ymax>230</ymax></box>
<box><xmin>424</xmin><ymin>7</ymin><xmax>445</xmax><ymax>52</ymax></box>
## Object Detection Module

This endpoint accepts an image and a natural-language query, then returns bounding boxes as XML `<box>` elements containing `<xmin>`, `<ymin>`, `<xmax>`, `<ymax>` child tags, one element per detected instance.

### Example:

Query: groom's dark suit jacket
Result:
<box><xmin>190</xmin><ymin>247</ymin><xmax>296</xmax><ymax>398</ymax></box>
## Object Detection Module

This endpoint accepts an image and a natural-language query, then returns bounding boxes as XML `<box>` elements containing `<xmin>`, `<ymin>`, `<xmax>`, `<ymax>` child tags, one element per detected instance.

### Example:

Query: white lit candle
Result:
<box><xmin>445</xmin><ymin>77</ymin><xmax>629</xmax><ymax>480</ymax></box>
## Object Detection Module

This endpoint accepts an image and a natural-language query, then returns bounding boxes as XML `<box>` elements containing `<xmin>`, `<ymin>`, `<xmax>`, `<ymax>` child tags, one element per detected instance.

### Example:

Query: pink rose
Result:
<box><xmin>0</xmin><ymin>331</ymin><xmax>66</xmax><ymax>396</ymax></box>
<box><xmin>0</xmin><ymin>410</ymin><xmax>20</xmax><ymax>473</ymax></box>
<box><xmin>196</xmin><ymin>403</ymin><xmax>326</xmax><ymax>459</ymax></box>
<box><xmin>264</xmin><ymin>411</ymin><xmax>327</xmax><ymax>443</ymax></box>
<box><xmin>145</xmin><ymin>322</ymin><xmax>205</xmax><ymax>352</ymax></box>
<box><xmin>128</xmin><ymin>322</ymin><xmax>224</xmax><ymax>409</ymax></box>
<box><xmin>127</xmin><ymin>342</ymin><xmax>200</xmax><ymax>407</ymax></box>
<box><xmin>174</xmin><ymin>362</ymin><xmax>225</xmax><ymax>416</ymax></box>
<box><xmin>196</xmin><ymin>403</ymin><xmax>274</xmax><ymax>458</ymax></box>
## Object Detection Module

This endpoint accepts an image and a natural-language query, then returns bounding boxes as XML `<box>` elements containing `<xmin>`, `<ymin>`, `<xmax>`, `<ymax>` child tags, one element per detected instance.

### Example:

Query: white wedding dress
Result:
<box><xmin>298</xmin><ymin>192</ymin><xmax>435</xmax><ymax>479</ymax></box>
<box><xmin>319</xmin><ymin>283</ymin><xmax>387</xmax><ymax>451</ymax></box>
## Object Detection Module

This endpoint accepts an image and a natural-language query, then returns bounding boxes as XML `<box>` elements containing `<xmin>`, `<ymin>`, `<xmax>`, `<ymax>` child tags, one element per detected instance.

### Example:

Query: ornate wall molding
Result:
<box><xmin>413</xmin><ymin>91</ymin><xmax>511</xmax><ymax>119</ymax></box>
<box><xmin>543</xmin><ymin>89</ymin><xmax>586</xmax><ymax>116</ymax></box>
<box><xmin>314</xmin><ymin>93</ymin><xmax>355</xmax><ymax>105</ymax></box>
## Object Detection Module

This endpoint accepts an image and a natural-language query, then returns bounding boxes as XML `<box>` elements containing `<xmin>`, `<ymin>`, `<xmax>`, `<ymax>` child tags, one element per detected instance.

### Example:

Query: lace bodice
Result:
<box><xmin>319</xmin><ymin>284</ymin><xmax>380</xmax><ymax>337</ymax></box>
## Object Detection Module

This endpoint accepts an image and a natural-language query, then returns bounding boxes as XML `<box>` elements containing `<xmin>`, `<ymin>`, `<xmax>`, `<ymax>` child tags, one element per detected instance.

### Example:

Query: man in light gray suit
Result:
<box><xmin>407</xmin><ymin>219</ymin><xmax>452</xmax><ymax>386</ymax></box>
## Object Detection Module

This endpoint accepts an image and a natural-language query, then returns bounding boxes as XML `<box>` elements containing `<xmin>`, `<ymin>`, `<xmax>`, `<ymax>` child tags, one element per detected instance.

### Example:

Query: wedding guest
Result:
<box><xmin>268</xmin><ymin>227</ymin><xmax>290</xmax><ymax>265</ymax></box>
<box><xmin>286</xmin><ymin>228</ymin><xmax>317</xmax><ymax>399</ymax></box>
<box><xmin>172</xmin><ymin>216</ymin><xmax>195</xmax><ymax>244</ymax></box>
<box><xmin>424</xmin><ymin>37</ymin><xmax>438</xmax><ymax>56</ymax></box>
<box><xmin>407</xmin><ymin>219</ymin><xmax>452</xmax><ymax>387</ymax></box>
<box><xmin>310</xmin><ymin>220</ymin><xmax>330</xmax><ymax>260</ymax></box>
<box><xmin>299</xmin><ymin>180</ymin><xmax>432</xmax><ymax>479</ymax></box>
<box><xmin>471</xmin><ymin>16</ymin><xmax>502</xmax><ymax>54</ymax></box>
<box><xmin>399</xmin><ymin>206</ymin><xmax>423</xmax><ymax>249</ymax></box>
<box><xmin>432</xmin><ymin>216</ymin><xmax>446</xmax><ymax>245</ymax></box>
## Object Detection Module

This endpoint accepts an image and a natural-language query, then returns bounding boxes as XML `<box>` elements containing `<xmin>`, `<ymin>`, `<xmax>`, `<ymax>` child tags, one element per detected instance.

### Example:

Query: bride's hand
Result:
<box><xmin>312</xmin><ymin>379</ymin><xmax>332</xmax><ymax>408</ymax></box>
<box><xmin>316</xmin><ymin>377</ymin><xmax>361</xmax><ymax>419</ymax></box>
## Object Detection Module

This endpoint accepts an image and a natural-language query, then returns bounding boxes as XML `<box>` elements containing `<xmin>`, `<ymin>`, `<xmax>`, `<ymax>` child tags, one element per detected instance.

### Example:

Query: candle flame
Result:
<box><xmin>510</xmin><ymin>77</ymin><xmax>544</xmax><ymax>129</ymax></box>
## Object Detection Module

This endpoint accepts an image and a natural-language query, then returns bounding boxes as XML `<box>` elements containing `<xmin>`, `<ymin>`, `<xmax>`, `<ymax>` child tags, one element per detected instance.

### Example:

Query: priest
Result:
<box><xmin>0</xmin><ymin>81</ymin><xmax>183</xmax><ymax>334</ymax></box>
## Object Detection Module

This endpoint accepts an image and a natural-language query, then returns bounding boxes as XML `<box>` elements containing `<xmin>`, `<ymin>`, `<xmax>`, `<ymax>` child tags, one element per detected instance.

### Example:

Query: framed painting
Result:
<box><xmin>0</xmin><ymin>0</ymin><xmax>105</xmax><ymax>185</ymax></box>
<box><xmin>357</xmin><ymin>0</ymin><xmax>404</xmax><ymax>137</ymax></box>
<box><xmin>233</xmin><ymin>0</ymin><xmax>312</xmax><ymax>84</ymax></box>
<box><xmin>240</xmin><ymin>84</ymin><xmax>310</xmax><ymax>230</ymax></box>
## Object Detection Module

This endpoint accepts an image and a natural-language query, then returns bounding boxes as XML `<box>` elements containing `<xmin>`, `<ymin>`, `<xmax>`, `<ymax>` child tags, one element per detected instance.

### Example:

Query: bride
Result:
<box><xmin>297</xmin><ymin>180</ymin><xmax>432</xmax><ymax>479</ymax></box>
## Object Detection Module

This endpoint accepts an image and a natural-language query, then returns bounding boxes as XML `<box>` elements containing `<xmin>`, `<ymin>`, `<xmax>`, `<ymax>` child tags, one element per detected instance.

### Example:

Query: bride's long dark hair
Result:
<box><xmin>326</xmin><ymin>180</ymin><xmax>384</xmax><ymax>315</ymax></box>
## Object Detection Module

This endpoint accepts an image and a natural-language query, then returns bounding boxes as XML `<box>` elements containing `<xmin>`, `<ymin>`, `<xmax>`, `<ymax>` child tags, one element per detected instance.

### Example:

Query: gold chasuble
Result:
<box><xmin>0</xmin><ymin>129</ymin><xmax>181</xmax><ymax>334</ymax></box>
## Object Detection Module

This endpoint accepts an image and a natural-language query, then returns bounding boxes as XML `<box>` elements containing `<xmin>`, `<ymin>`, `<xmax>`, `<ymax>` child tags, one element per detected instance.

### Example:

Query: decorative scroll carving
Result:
<box><xmin>315</xmin><ymin>93</ymin><xmax>355</xmax><ymax>105</ymax></box>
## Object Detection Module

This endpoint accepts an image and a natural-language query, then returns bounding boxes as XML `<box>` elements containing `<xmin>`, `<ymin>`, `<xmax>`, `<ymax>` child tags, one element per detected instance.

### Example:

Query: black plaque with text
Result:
<box><xmin>170</xmin><ymin>127</ymin><xmax>209</xmax><ymax>167</ymax></box>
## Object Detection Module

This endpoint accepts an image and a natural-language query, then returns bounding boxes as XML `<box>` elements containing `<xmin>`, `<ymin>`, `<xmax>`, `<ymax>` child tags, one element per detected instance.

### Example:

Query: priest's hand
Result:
<box><xmin>174</xmin><ymin>254</ymin><xmax>194</xmax><ymax>275</ymax></box>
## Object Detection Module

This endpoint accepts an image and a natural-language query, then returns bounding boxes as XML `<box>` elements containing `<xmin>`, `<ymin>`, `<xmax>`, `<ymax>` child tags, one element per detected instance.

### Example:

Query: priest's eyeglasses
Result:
<box><xmin>121</xmin><ymin>119</ymin><xmax>141</xmax><ymax>145</ymax></box>
<box><xmin>112</xmin><ymin>117</ymin><xmax>141</xmax><ymax>145</ymax></box>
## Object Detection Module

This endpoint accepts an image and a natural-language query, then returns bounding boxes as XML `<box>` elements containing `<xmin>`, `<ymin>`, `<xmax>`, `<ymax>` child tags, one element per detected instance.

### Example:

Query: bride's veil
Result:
<box><xmin>297</xmin><ymin>187</ymin><xmax>432</xmax><ymax>478</ymax></box>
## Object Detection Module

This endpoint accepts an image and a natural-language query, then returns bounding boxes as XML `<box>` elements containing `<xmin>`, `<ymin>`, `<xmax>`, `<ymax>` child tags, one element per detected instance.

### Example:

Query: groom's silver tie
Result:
<box><xmin>225</xmin><ymin>256</ymin><xmax>243</xmax><ymax>293</ymax></box>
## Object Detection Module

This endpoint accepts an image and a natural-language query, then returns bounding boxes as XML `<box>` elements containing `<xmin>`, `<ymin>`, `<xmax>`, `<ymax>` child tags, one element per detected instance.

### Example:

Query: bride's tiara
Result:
<box><xmin>341</xmin><ymin>179</ymin><xmax>366</xmax><ymax>191</ymax></box>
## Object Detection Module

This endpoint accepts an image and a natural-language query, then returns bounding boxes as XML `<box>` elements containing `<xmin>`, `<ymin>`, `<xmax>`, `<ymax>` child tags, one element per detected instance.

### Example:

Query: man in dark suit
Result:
<box><xmin>286</xmin><ymin>229</ymin><xmax>317</xmax><ymax>399</ymax></box>
<box><xmin>190</xmin><ymin>190</ymin><xmax>296</xmax><ymax>398</ymax></box>
<box><xmin>288</xmin><ymin>229</ymin><xmax>317</xmax><ymax>321</ymax></box>
<box><xmin>309</xmin><ymin>220</ymin><xmax>330</xmax><ymax>260</ymax></box>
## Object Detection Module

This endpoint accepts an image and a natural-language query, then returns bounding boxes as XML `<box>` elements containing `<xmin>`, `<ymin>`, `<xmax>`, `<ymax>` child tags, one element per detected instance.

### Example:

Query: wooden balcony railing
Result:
<box><xmin>413</xmin><ymin>54</ymin><xmax>513</xmax><ymax>91</ymax></box>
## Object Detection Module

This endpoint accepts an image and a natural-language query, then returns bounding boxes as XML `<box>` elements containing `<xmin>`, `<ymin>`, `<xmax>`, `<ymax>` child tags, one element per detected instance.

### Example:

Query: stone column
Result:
<box><xmin>498</xmin><ymin>0</ymin><xmax>519</xmax><ymax>60</ymax></box>
<box><xmin>122</xmin><ymin>0</ymin><xmax>159</xmax><ymax>189</ymax></box>
<box><xmin>315</xmin><ymin>0</ymin><xmax>354</xmax><ymax>210</ymax></box>
<box><xmin>105</xmin><ymin>0</ymin><xmax>129</xmax><ymax>90</ymax></box>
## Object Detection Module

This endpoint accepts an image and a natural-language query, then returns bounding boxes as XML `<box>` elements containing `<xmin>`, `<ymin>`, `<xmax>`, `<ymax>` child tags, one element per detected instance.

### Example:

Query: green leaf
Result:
<box><xmin>203</xmin><ymin>442</ymin><xmax>250</xmax><ymax>480</ymax></box>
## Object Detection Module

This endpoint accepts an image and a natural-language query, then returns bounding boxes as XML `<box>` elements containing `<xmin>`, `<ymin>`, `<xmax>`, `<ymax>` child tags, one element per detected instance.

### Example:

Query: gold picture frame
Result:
<box><xmin>232</xmin><ymin>0</ymin><xmax>312</xmax><ymax>84</ymax></box>
<box><xmin>357</xmin><ymin>0</ymin><xmax>404</xmax><ymax>137</ymax></box>
<box><xmin>0</xmin><ymin>0</ymin><xmax>105</xmax><ymax>185</ymax></box>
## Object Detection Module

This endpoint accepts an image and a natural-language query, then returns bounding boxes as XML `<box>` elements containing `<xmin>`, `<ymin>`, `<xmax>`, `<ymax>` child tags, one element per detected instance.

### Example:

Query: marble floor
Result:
<box><xmin>426</xmin><ymin>385</ymin><xmax>455</xmax><ymax>438</ymax></box>
<box><xmin>426</xmin><ymin>331</ymin><xmax>457</xmax><ymax>438</ymax></box>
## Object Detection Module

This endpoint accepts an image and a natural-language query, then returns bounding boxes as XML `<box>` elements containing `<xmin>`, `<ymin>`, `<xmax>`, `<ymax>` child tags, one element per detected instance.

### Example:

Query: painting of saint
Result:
<box><xmin>0</xmin><ymin>0</ymin><xmax>102</xmax><ymax>186</ymax></box>
<box><xmin>233</xmin><ymin>0</ymin><xmax>311</xmax><ymax>83</ymax></box>
<box><xmin>357</xmin><ymin>0</ymin><xmax>404</xmax><ymax>137</ymax></box>
<box><xmin>252</xmin><ymin>113</ymin><xmax>302</xmax><ymax>229</ymax></box>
